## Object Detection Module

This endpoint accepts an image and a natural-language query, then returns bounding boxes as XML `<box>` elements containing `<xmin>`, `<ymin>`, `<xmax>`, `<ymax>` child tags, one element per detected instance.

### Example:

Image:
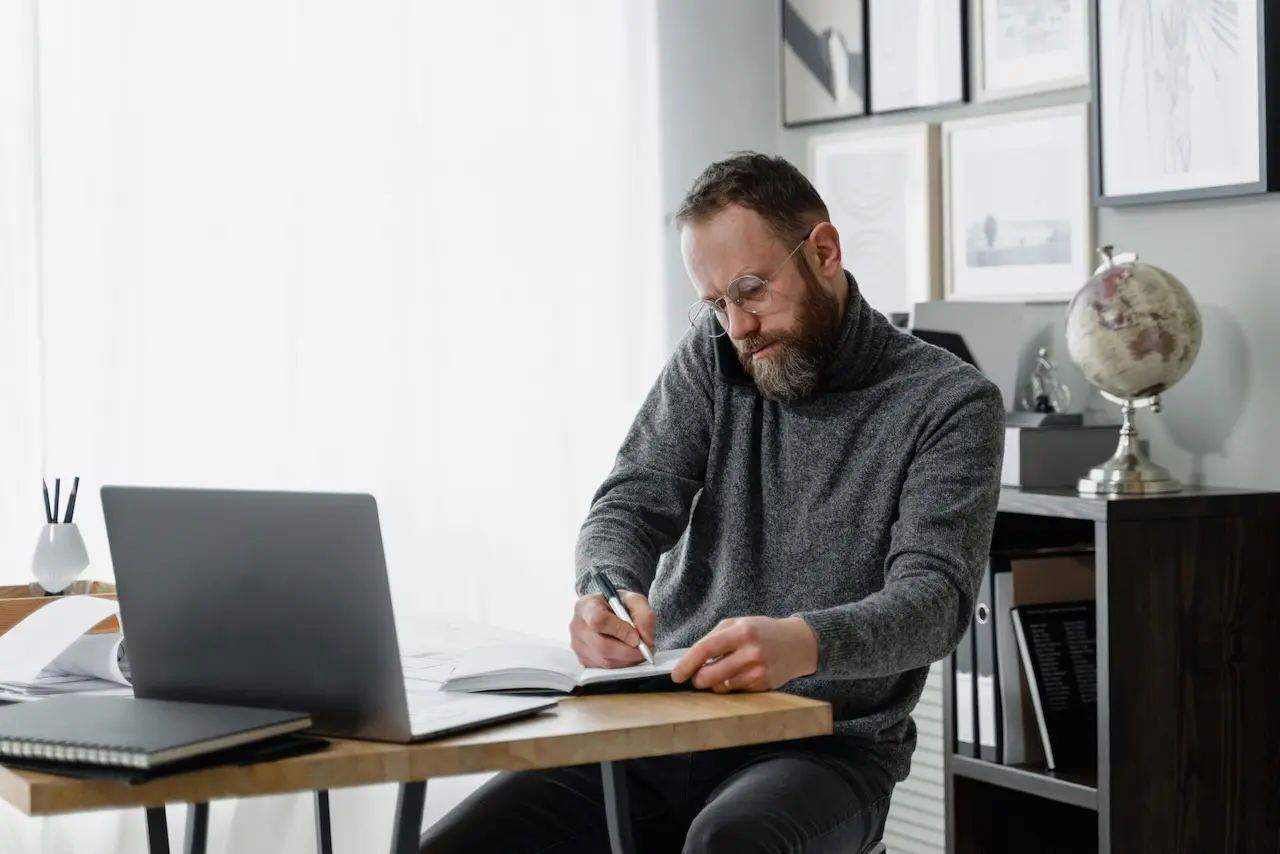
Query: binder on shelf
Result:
<box><xmin>993</xmin><ymin>565</ymin><xmax>1041</xmax><ymax>766</ymax></box>
<box><xmin>954</xmin><ymin>618</ymin><xmax>976</xmax><ymax>757</ymax></box>
<box><xmin>973</xmin><ymin>561</ymin><xmax>1001</xmax><ymax>763</ymax></box>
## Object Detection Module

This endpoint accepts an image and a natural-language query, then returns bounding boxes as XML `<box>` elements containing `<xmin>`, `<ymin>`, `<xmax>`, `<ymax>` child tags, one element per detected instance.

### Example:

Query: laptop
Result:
<box><xmin>99</xmin><ymin>486</ymin><xmax>557</xmax><ymax>743</ymax></box>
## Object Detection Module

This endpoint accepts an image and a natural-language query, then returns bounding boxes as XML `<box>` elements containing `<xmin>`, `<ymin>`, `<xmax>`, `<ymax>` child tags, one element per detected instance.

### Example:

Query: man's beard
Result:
<box><xmin>735</xmin><ymin>261</ymin><xmax>842</xmax><ymax>403</ymax></box>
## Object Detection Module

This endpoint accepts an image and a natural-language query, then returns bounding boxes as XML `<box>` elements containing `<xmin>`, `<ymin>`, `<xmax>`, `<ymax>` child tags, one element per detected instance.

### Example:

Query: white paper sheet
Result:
<box><xmin>0</xmin><ymin>595</ymin><xmax>121</xmax><ymax>684</ymax></box>
<box><xmin>42</xmin><ymin>631</ymin><xmax>130</xmax><ymax>685</ymax></box>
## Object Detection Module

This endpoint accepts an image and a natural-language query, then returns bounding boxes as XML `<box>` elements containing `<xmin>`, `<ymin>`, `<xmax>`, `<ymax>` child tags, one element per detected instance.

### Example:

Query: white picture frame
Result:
<box><xmin>942</xmin><ymin>103</ymin><xmax>1095</xmax><ymax>302</ymax></box>
<box><xmin>1092</xmin><ymin>0</ymin><xmax>1276</xmax><ymax>205</ymax></box>
<box><xmin>973</xmin><ymin>0</ymin><xmax>1090</xmax><ymax>101</ymax></box>
<box><xmin>868</xmin><ymin>0</ymin><xmax>967</xmax><ymax>113</ymax></box>
<box><xmin>809</xmin><ymin>123</ymin><xmax>942</xmax><ymax>321</ymax></box>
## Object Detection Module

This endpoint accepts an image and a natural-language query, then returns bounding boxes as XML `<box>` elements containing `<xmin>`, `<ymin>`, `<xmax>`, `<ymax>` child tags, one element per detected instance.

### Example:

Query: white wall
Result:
<box><xmin>657</xmin><ymin>0</ymin><xmax>780</xmax><ymax>348</ymax></box>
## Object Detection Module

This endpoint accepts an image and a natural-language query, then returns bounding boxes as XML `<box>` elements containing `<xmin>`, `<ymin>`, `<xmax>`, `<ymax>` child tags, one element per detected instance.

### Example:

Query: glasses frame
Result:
<box><xmin>688</xmin><ymin>226</ymin><xmax>817</xmax><ymax>338</ymax></box>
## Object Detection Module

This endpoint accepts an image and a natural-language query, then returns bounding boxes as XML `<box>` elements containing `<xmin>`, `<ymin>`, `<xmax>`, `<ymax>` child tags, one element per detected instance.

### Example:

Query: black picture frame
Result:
<box><xmin>1089</xmin><ymin>0</ymin><xmax>1280</xmax><ymax>206</ymax></box>
<box><xmin>866</xmin><ymin>0</ymin><xmax>970</xmax><ymax>116</ymax></box>
<box><xmin>780</xmin><ymin>0</ymin><xmax>870</xmax><ymax>128</ymax></box>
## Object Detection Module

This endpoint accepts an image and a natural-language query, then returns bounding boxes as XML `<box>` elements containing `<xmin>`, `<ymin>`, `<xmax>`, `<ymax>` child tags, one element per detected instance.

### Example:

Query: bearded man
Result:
<box><xmin>421</xmin><ymin>153</ymin><xmax>1004</xmax><ymax>853</ymax></box>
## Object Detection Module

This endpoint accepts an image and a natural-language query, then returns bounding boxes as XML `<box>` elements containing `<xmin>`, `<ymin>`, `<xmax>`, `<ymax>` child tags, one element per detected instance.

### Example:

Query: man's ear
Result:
<box><xmin>808</xmin><ymin>222</ymin><xmax>843</xmax><ymax>280</ymax></box>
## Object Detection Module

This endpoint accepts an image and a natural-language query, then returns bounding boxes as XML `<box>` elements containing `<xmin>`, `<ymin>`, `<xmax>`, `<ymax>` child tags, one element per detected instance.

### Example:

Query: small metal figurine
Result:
<box><xmin>1021</xmin><ymin>347</ymin><xmax>1071</xmax><ymax>414</ymax></box>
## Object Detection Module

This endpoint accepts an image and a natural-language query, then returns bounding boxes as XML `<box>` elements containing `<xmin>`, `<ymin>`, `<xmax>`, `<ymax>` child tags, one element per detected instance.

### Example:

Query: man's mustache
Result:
<box><xmin>737</xmin><ymin>333</ymin><xmax>791</xmax><ymax>354</ymax></box>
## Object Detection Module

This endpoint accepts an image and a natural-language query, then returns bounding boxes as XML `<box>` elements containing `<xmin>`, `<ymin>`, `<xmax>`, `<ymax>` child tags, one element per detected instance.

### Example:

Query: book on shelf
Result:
<box><xmin>441</xmin><ymin>643</ymin><xmax>686</xmax><ymax>694</ymax></box>
<box><xmin>1011</xmin><ymin>601</ymin><xmax>1098</xmax><ymax>771</ymax></box>
<box><xmin>992</xmin><ymin>551</ymin><xmax>1094</xmax><ymax>766</ymax></box>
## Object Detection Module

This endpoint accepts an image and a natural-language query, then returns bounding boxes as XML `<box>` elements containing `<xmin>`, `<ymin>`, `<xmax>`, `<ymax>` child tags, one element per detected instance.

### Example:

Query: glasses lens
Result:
<box><xmin>728</xmin><ymin>276</ymin><xmax>770</xmax><ymax>313</ymax></box>
<box><xmin>688</xmin><ymin>301</ymin><xmax>728</xmax><ymax>337</ymax></box>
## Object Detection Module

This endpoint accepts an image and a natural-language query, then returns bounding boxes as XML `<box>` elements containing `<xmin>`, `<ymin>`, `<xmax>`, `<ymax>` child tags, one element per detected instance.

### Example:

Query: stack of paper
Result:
<box><xmin>0</xmin><ymin>596</ymin><xmax>133</xmax><ymax>702</ymax></box>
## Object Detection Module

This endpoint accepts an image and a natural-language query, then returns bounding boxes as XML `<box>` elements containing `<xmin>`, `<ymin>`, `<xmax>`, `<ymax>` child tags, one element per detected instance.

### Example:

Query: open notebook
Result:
<box><xmin>440</xmin><ymin>644</ymin><xmax>688</xmax><ymax>694</ymax></box>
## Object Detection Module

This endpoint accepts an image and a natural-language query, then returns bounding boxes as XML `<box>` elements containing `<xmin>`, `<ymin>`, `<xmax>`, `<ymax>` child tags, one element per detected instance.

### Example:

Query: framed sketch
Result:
<box><xmin>1092</xmin><ymin>0</ymin><xmax>1280</xmax><ymax>205</ymax></box>
<box><xmin>868</xmin><ymin>0</ymin><xmax>968</xmax><ymax>113</ymax></box>
<box><xmin>809</xmin><ymin>124</ymin><xmax>942</xmax><ymax>319</ymax></box>
<box><xmin>942</xmin><ymin>103</ymin><xmax>1095</xmax><ymax>302</ymax></box>
<box><xmin>974</xmin><ymin>0</ymin><xmax>1090</xmax><ymax>99</ymax></box>
<box><xmin>782</xmin><ymin>0</ymin><xmax>869</xmax><ymax>126</ymax></box>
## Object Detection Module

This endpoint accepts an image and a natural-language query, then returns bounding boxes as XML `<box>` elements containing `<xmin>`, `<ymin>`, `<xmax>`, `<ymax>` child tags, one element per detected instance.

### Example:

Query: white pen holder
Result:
<box><xmin>31</xmin><ymin>523</ymin><xmax>90</xmax><ymax>594</ymax></box>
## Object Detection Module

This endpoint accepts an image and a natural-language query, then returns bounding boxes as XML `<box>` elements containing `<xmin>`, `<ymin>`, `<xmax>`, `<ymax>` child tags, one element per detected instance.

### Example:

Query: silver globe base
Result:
<box><xmin>1077</xmin><ymin>393</ymin><xmax>1183</xmax><ymax>496</ymax></box>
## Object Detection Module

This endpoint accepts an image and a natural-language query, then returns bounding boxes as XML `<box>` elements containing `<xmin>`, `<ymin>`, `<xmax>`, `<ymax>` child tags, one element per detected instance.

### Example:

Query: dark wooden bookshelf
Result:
<box><xmin>944</xmin><ymin>485</ymin><xmax>1280</xmax><ymax>854</ymax></box>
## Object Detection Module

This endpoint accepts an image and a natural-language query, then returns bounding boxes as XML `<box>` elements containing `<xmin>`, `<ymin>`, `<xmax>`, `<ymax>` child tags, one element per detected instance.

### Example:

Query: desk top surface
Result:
<box><xmin>0</xmin><ymin>691</ymin><xmax>832</xmax><ymax>816</ymax></box>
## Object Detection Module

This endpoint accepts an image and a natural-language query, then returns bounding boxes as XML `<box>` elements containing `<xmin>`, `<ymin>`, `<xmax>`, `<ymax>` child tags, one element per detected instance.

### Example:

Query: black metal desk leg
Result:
<box><xmin>391</xmin><ymin>780</ymin><xmax>428</xmax><ymax>854</ymax></box>
<box><xmin>184</xmin><ymin>803</ymin><xmax>209</xmax><ymax>854</ymax></box>
<box><xmin>315</xmin><ymin>790</ymin><xmax>333</xmax><ymax>854</ymax></box>
<box><xmin>145</xmin><ymin>807</ymin><xmax>170</xmax><ymax>854</ymax></box>
<box><xmin>601</xmin><ymin>761</ymin><xmax>637</xmax><ymax>854</ymax></box>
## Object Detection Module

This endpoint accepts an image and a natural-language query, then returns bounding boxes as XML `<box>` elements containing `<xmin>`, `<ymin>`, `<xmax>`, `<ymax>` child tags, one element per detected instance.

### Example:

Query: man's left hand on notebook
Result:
<box><xmin>569</xmin><ymin>589</ymin><xmax>657</xmax><ymax>668</ymax></box>
<box><xmin>671</xmin><ymin>616</ymin><xmax>819</xmax><ymax>693</ymax></box>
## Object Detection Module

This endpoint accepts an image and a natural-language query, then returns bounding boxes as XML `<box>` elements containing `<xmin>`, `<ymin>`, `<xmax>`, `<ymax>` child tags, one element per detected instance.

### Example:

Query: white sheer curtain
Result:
<box><xmin>0</xmin><ymin>0</ymin><xmax>47</xmax><ymax>583</ymax></box>
<box><xmin>1</xmin><ymin>1</ymin><xmax>663</xmax><ymax>851</ymax></box>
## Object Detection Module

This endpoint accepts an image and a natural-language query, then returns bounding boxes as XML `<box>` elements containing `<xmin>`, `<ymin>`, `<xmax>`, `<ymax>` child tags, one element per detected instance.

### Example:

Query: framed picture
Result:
<box><xmin>868</xmin><ymin>0</ymin><xmax>969</xmax><ymax>113</ymax></box>
<box><xmin>782</xmin><ymin>0</ymin><xmax>869</xmax><ymax>126</ymax></box>
<box><xmin>809</xmin><ymin>124</ymin><xmax>942</xmax><ymax>319</ymax></box>
<box><xmin>974</xmin><ymin>0</ymin><xmax>1090</xmax><ymax>100</ymax></box>
<box><xmin>942</xmin><ymin>103</ymin><xmax>1095</xmax><ymax>302</ymax></box>
<box><xmin>1091</xmin><ymin>0</ymin><xmax>1280</xmax><ymax>205</ymax></box>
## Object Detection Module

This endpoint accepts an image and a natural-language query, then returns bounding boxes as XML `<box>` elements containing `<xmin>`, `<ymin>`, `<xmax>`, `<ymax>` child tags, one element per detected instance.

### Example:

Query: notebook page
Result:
<box><xmin>578</xmin><ymin>648</ymin><xmax>685</xmax><ymax>686</ymax></box>
<box><xmin>447</xmin><ymin>643</ymin><xmax>586</xmax><ymax>682</ymax></box>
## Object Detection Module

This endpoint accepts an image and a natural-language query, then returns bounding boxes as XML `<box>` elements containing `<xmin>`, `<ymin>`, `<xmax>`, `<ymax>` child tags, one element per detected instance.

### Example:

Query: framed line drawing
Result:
<box><xmin>809</xmin><ymin>124</ymin><xmax>943</xmax><ymax>319</ymax></box>
<box><xmin>974</xmin><ymin>0</ymin><xmax>1090</xmax><ymax>100</ymax></box>
<box><xmin>782</xmin><ymin>0</ymin><xmax>869</xmax><ymax>126</ymax></box>
<box><xmin>1091</xmin><ymin>0</ymin><xmax>1280</xmax><ymax>205</ymax></box>
<box><xmin>868</xmin><ymin>0</ymin><xmax>969</xmax><ymax>113</ymax></box>
<box><xmin>942</xmin><ymin>103</ymin><xmax>1095</xmax><ymax>302</ymax></box>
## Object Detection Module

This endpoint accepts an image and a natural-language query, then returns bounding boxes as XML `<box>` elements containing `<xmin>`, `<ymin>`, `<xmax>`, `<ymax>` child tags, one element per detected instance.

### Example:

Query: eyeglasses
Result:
<box><xmin>687</xmin><ymin>228</ymin><xmax>814</xmax><ymax>338</ymax></box>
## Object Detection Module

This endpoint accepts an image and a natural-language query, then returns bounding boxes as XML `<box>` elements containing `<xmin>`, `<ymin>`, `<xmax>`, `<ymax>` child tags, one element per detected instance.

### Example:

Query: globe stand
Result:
<box><xmin>1077</xmin><ymin>392</ymin><xmax>1182</xmax><ymax>495</ymax></box>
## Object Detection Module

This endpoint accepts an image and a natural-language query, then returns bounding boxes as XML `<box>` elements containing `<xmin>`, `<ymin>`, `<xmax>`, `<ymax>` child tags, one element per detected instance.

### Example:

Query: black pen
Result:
<box><xmin>63</xmin><ymin>477</ymin><xmax>79</xmax><ymax>524</ymax></box>
<box><xmin>593</xmin><ymin>571</ymin><xmax>655</xmax><ymax>665</ymax></box>
<box><xmin>52</xmin><ymin>478</ymin><xmax>60</xmax><ymax>524</ymax></box>
<box><xmin>41</xmin><ymin>479</ymin><xmax>52</xmax><ymax>524</ymax></box>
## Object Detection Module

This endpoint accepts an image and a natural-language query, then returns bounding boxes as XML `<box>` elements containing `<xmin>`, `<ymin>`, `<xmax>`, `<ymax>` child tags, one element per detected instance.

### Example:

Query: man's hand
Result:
<box><xmin>569</xmin><ymin>591</ymin><xmax>657</xmax><ymax>668</ymax></box>
<box><xmin>671</xmin><ymin>616</ymin><xmax>818</xmax><ymax>693</ymax></box>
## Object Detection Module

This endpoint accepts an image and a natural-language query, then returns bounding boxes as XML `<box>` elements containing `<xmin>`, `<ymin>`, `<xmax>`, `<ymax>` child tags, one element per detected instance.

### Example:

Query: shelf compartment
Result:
<box><xmin>949</xmin><ymin>755</ymin><xmax>1097</xmax><ymax>811</ymax></box>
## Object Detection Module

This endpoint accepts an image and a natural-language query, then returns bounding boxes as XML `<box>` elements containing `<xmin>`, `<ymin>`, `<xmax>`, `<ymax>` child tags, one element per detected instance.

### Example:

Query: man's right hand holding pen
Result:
<box><xmin>569</xmin><ymin>572</ymin><xmax>657</xmax><ymax>668</ymax></box>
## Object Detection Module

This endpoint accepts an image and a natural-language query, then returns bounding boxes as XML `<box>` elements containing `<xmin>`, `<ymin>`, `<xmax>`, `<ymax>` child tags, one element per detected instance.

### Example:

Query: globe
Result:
<box><xmin>1065</xmin><ymin>248</ymin><xmax>1203</xmax><ymax>400</ymax></box>
<box><xmin>1063</xmin><ymin>246</ymin><xmax>1203</xmax><ymax>495</ymax></box>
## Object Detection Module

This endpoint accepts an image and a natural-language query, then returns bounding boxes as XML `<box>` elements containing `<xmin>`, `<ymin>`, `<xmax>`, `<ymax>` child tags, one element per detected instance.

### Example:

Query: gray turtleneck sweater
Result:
<box><xmin>573</xmin><ymin>271</ymin><xmax>1005</xmax><ymax>782</ymax></box>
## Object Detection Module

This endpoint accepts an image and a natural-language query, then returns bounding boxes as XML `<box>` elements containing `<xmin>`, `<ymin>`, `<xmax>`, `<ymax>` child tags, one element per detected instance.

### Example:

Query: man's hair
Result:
<box><xmin>674</xmin><ymin>152</ymin><xmax>829</xmax><ymax>244</ymax></box>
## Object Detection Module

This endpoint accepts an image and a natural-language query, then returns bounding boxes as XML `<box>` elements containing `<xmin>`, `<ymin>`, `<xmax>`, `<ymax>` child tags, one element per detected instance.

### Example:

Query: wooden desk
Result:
<box><xmin>0</xmin><ymin>691</ymin><xmax>832</xmax><ymax>854</ymax></box>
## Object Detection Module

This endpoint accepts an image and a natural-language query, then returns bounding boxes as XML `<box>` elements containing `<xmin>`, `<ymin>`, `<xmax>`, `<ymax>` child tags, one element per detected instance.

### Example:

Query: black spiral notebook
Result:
<box><xmin>0</xmin><ymin>695</ymin><xmax>311</xmax><ymax>771</ymax></box>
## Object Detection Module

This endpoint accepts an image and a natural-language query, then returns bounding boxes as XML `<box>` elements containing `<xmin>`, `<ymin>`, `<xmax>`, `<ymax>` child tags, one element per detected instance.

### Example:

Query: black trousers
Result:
<box><xmin>419</xmin><ymin>735</ymin><xmax>895</xmax><ymax>854</ymax></box>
